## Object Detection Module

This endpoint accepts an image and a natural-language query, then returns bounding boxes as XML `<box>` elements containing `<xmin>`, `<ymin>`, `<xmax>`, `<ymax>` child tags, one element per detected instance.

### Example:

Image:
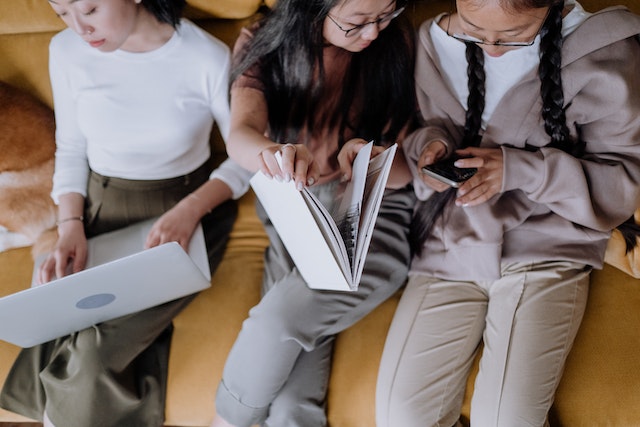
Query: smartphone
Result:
<box><xmin>421</xmin><ymin>157</ymin><xmax>477</xmax><ymax>188</ymax></box>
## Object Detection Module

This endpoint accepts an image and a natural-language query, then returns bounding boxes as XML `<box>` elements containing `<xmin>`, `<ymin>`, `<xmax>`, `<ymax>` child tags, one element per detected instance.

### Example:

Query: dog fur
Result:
<box><xmin>0</xmin><ymin>81</ymin><xmax>57</xmax><ymax>257</ymax></box>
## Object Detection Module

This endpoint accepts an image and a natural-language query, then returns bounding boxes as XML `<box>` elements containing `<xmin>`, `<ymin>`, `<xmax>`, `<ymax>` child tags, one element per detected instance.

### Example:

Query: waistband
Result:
<box><xmin>89</xmin><ymin>161</ymin><xmax>211</xmax><ymax>191</ymax></box>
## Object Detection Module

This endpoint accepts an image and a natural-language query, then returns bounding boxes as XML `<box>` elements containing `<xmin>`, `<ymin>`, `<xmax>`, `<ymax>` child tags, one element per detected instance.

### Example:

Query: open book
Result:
<box><xmin>250</xmin><ymin>141</ymin><xmax>397</xmax><ymax>291</ymax></box>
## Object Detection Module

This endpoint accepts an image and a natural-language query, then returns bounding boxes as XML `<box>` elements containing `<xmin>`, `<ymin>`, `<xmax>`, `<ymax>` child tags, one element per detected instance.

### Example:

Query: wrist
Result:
<box><xmin>56</xmin><ymin>215</ymin><xmax>84</xmax><ymax>226</ymax></box>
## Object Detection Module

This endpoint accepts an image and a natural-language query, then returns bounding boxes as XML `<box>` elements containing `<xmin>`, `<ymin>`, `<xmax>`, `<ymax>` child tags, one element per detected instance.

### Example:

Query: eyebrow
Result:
<box><xmin>345</xmin><ymin>0</ymin><xmax>395</xmax><ymax>17</ymax></box>
<box><xmin>458</xmin><ymin>12</ymin><xmax>531</xmax><ymax>33</ymax></box>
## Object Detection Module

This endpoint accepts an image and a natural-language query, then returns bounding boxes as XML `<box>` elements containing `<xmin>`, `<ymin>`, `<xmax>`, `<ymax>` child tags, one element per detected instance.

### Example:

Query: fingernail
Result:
<box><xmin>340</xmin><ymin>174</ymin><xmax>349</xmax><ymax>183</ymax></box>
<box><xmin>296</xmin><ymin>181</ymin><xmax>304</xmax><ymax>190</ymax></box>
<box><xmin>275</xmin><ymin>175</ymin><xmax>282</xmax><ymax>182</ymax></box>
<box><xmin>284</xmin><ymin>173</ymin><xmax>291</xmax><ymax>182</ymax></box>
<box><xmin>307</xmin><ymin>177</ymin><xmax>315</xmax><ymax>186</ymax></box>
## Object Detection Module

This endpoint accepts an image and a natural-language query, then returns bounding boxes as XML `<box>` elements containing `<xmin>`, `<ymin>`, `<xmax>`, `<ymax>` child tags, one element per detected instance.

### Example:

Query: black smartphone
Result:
<box><xmin>421</xmin><ymin>157</ymin><xmax>477</xmax><ymax>188</ymax></box>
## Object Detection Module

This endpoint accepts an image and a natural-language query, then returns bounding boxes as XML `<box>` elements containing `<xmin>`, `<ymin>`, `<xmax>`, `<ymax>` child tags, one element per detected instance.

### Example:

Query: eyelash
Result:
<box><xmin>56</xmin><ymin>7</ymin><xmax>96</xmax><ymax>18</ymax></box>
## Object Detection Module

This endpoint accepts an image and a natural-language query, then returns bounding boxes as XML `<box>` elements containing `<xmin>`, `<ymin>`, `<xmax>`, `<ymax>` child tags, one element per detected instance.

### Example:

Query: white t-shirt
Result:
<box><xmin>49</xmin><ymin>19</ymin><xmax>251</xmax><ymax>202</ymax></box>
<box><xmin>430</xmin><ymin>0</ymin><xmax>591</xmax><ymax>129</ymax></box>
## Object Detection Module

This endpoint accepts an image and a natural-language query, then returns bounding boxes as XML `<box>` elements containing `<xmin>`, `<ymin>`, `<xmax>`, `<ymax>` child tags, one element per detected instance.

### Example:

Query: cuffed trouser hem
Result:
<box><xmin>216</xmin><ymin>380</ymin><xmax>269</xmax><ymax>427</ymax></box>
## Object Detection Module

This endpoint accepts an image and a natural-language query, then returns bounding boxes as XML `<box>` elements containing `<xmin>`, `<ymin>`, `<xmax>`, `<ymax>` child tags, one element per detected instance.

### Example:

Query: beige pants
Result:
<box><xmin>376</xmin><ymin>260</ymin><xmax>590</xmax><ymax>427</ymax></box>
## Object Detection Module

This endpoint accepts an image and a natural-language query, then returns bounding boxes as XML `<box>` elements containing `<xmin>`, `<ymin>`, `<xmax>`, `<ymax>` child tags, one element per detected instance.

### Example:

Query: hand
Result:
<box><xmin>453</xmin><ymin>147</ymin><xmax>504</xmax><ymax>207</ymax></box>
<box><xmin>145</xmin><ymin>200</ymin><xmax>201</xmax><ymax>251</ymax></box>
<box><xmin>259</xmin><ymin>143</ymin><xmax>320</xmax><ymax>191</ymax></box>
<box><xmin>37</xmin><ymin>221</ymin><xmax>87</xmax><ymax>284</ymax></box>
<box><xmin>417</xmin><ymin>140</ymin><xmax>450</xmax><ymax>192</ymax></box>
<box><xmin>337</xmin><ymin>138</ymin><xmax>385</xmax><ymax>182</ymax></box>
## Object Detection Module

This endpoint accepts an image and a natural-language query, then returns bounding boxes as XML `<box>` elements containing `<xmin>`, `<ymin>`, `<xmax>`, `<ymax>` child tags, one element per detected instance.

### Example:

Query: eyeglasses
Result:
<box><xmin>327</xmin><ymin>1</ymin><xmax>407</xmax><ymax>38</ymax></box>
<box><xmin>445</xmin><ymin>7</ymin><xmax>550</xmax><ymax>47</ymax></box>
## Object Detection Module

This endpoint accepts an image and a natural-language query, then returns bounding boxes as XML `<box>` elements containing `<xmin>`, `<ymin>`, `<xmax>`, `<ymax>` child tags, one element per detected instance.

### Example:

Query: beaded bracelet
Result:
<box><xmin>56</xmin><ymin>216</ymin><xmax>84</xmax><ymax>226</ymax></box>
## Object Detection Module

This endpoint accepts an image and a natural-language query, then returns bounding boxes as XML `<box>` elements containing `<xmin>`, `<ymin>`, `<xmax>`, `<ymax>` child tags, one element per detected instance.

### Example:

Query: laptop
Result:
<box><xmin>0</xmin><ymin>218</ymin><xmax>211</xmax><ymax>348</ymax></box>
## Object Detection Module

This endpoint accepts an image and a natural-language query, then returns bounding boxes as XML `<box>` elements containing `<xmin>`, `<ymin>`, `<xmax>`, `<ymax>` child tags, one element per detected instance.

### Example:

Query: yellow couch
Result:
<box><xmin>1</xmin><ymin>1</ymin><xmax>639</xmax><ymax>426</ymax></box>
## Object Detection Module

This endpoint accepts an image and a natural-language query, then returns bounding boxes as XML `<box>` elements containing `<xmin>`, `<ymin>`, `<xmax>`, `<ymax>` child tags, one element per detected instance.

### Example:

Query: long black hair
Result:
<box><xmin>411</xmin><ymin>0</ymin><xmax>639</xmax><ymax>253</ymax></box>
<box><xmin>141</xmin><ymin>0</ymin><xmax>186</xmax><ymax>28</ymax></box>
<box><xmin>231</xmin><ymin>0</ymin><xmax>416</xmax><ymax>147</ymax></box>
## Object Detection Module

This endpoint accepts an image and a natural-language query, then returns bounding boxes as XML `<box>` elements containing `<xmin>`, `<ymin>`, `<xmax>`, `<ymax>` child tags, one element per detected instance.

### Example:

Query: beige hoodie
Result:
<box><xmin>405</xmin><ymin>7</ymin><xmax>640</xmax><ymax>280</ymax></box>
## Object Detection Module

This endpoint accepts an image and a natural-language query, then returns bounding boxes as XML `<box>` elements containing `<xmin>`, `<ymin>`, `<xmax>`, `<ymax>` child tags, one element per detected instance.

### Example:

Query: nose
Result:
<box><xmin>69</xmin><ymin>14</ymin><xmax>93</xmax><ymax>36</ymax></box>
<box><xmin>481</xmin><ymin>44</ymin><xmax>506</xmax><ymax>57</ymax></box>
<box><xmin>360</xmin><ymin>22</ymin><xmax>380</xmax><ymax>41</ymax></box>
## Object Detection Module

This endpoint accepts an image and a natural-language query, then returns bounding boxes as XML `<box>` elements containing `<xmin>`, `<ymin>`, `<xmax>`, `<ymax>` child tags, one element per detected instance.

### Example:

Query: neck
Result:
<box><xmin>121</xmin><ymin>8</ymin><xmax>176</xmax><ymax>53</ymax></box>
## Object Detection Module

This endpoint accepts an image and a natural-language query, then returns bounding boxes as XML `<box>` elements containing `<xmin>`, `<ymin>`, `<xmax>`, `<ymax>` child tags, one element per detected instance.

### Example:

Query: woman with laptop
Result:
<box><xmin>0</xmin><ymin>0</ymin><xmax>250</xmax><ymax>426</ymax></box>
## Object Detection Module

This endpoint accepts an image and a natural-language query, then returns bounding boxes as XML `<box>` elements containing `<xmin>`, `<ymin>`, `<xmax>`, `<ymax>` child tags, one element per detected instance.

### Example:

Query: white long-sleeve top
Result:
<box><xmin>49</xmin><ymin>18</ymin><xmax>251</xmax><ymax>203</ymax></box>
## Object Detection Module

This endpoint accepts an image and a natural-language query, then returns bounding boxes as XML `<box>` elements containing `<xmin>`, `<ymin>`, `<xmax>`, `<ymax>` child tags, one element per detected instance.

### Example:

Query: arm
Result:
<box><xmin>38</xmin><ymin>33</ymin><xmax>91</xmax><ymax>283</ymax></box>
<box><xmin>38</xmin><ymin>192</ymin><xmax>87</xmax><ymax>284</ymax></box>
<box><xmin>499</xmin><ymin>37</ymin><xmax>640</xmax><ymax>232</ymax></box>
<box><xmin>226</xmin><ymin>87</ymin><xmax>320</xmax><ymax>190</ymax></box>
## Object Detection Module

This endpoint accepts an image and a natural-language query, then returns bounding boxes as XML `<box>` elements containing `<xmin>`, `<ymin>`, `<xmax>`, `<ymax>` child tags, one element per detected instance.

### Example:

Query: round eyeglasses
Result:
<box><xmin>445</xmin><ymin>7</ymin><xmax>550</xmax><ymax>47</ymax></box>
<box><xmin>328</xmin><ymin>1</ymin><xmax>407</xmax><ymax>38</ymax></box>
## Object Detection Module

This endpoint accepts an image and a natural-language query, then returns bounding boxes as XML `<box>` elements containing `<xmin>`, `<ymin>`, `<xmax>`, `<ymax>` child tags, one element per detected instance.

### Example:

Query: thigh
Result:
<box><xmin>472</xmin><ymin>261</ymin><xmax>590</xmax><ymax>427</ymax></box>
<box><xmin>376</xmin><ymin>274</ymin><xmax>487</xmax><ymax>427</ymax></box>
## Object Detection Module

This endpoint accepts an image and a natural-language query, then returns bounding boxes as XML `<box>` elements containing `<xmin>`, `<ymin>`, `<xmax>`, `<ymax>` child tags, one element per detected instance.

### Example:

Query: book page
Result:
<box><xmin>330</xmin><ymin>141</ymin><xmax>373</xmax><ymax>268</ymax></box>
<box><xmin>352</xmin><ymin>144</ymin><xmax>397</xmax><ymax>283</ymax></box>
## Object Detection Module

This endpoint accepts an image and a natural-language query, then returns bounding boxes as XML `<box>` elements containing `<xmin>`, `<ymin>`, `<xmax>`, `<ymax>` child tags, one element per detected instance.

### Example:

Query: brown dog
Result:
<box><xmin>0</xmin><ymin>81</ymin><xmax>57</xmax><ymax>257</ymax></box>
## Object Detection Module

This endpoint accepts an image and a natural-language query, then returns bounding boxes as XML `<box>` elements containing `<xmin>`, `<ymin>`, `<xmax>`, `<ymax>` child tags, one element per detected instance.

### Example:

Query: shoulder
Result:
<box><xmin>176</xmin><ymin>19</ymin><xmax>230</xmax><ymax>58</ymax></box>
<box><xmin>564</xmin><ymin>7</ymin><xmax>640</xmax><ymax>61</ymax></box>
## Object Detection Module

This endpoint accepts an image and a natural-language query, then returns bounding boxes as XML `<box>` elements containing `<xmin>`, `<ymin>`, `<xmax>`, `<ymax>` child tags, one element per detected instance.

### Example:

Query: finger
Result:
<box><xmin>456</xmin><ymin>182</ymin><xmax>492</xmax><ymax>207</ymax></box>
<box><xmin>293</xmin><ymin>155</ymin><xmax>309</xmax><ymax>190</ymax></box>
<box><xmin>279</xmin><ymin>143</ymin><xmax>297</xmax><ymax>182</ymax></box>
<box><xmin>261</xmin><ymin>149</ymin><xmax>284</xmax><ymax>180</ymax></box>
<box><xmin>38</xmin><ymin>256</ymin><xmax>55</xmax><ymax>284</ymax></box>
<box><xmin>420</xmin><ymin>172</ymin><xmax>451</xmax><ymax>192</ymax></box>
<box><xmin>420</xmin><ymin>141</ymin><xmax>447</xmax><ymax>167</ymax></box>
<box><xmin>54</xmin><ymin>253</ymin><xmax>70</xmax><ymax>280</ymax></box>
<box><xmin>179</xmin><ymin>236</ymin><xmax>190</xmax><ymax>252</ymax></box>
<box><xmin>258</xmin><ymin>154</ymin><xmax>273</xmax><ymax>179</ymax></box>
<box><xmin>72</xmin><ymin>246</ymin><xmax>87</xmax><ymax>274</ymax></box>
<box><xmin>370</xmin><ymin>145</ymin><xmax>386</xmax><ymax>158</ymax></box>
<box><xmin>306</xmin><ymin>160</ymin><xmax>320</xmax><ymax>187</ymax></box>
<box><xmin>144</xmin><ymin>227</ymin><xmax>161</xmax><ymax>249</ymax></box>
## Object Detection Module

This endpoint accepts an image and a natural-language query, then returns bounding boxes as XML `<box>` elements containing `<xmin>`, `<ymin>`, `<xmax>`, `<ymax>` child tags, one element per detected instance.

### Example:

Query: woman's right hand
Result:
<box><xmin>417</xmin><ymin>140</ymin><xmax>450</xmax><ymax>192</ymax></box>
<box><xmin>259</xmin><ymin>142</ymin><xmax>320</xmax><ymax>191</ymax></box>
<box><xmin>37</xmin><ymin>221</ymin><xmax>88</xmax><ymax>285</ymax></box>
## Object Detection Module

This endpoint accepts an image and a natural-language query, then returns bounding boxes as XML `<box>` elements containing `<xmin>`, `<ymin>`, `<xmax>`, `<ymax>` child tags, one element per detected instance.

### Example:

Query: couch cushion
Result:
<box><xmin>186</xmin><ymin>0</ymin><xmax>263</xmax><ymax>20</ymax></box>
<box><xmin>0</xmin><ymin>247</ymin><xmax>38</xmax><ymax>423</ymax></box>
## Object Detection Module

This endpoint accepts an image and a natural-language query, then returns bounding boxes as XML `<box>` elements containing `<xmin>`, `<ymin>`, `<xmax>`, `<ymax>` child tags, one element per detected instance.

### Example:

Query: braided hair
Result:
<box><xmin>412</xmin><ymin>0</ymin><xmax>638</xmax><ymax>254</ymax></box>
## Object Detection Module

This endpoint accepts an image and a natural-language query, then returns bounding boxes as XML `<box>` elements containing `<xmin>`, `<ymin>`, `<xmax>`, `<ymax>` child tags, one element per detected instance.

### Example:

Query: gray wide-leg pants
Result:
<box><xmin>215</xmin><ymin>183</ymin><xmax>414</xmax><ymax>427</ymax></box>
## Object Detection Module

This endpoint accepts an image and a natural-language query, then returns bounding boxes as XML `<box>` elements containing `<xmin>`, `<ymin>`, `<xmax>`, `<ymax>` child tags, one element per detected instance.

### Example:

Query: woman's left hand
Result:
<box><xmin>337</xmin><ymin>138</ymin><xmax>385</xmax><ymax>182</ymax></box>
<box><xmin>454</xmin><ymin>147</ymin><xmax>504</xmax><ymax>207</ymax></box>
<box><xmin>145</xmin><ymin>201</ymin><xmax>200</xmax><ymax>251</ymax></box>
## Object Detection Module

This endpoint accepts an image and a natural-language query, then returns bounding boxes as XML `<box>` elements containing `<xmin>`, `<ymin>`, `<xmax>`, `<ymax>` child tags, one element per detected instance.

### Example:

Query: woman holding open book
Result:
<box><xmin>210</xmin><ymin>0</ymin><xmax>416</xmax><ymax>426</ymax></box>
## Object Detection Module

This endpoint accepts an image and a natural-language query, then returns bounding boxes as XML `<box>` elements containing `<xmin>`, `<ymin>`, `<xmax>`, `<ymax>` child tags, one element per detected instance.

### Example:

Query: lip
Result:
<box><xmin>88</xmin><ymin>39</ymin><xmax>106</xmax><ymax>48</ymax></box>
